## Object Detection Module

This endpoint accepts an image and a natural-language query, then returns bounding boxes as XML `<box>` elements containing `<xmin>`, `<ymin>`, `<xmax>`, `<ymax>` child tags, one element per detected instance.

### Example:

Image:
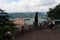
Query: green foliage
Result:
<box><xmin>0</xmin><ymin>9</ymin><xmax>17</xmax><ymax>39</ymax></box>
<box><xmin>0</xmin><ymin>25</ymin><xmax>17</xmax><ymax>40</ymax></box>
<box><xmin>47</xmin><ymin>4</ymin><xmax>60</xmax><ymax>19</ymax></box>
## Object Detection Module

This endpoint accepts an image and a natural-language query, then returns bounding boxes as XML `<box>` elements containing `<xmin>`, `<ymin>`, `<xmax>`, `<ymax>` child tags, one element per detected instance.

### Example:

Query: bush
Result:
<box><xmin>0</xmin><ymin>25</ymin><xmax>18</xmax><ymax>40</ymax></box>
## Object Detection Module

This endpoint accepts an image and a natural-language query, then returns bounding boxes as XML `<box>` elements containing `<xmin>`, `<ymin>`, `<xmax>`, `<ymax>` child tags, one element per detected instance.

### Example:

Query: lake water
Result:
<box><xmin>24</xmin><ymin>18</ymin><xmax>47</xmax><ymax>25</ymax></box>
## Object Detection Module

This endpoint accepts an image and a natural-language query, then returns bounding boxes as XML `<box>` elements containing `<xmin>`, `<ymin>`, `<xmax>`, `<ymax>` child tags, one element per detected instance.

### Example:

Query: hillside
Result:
<box><xmin>8</xmin><ymin>12</ymin><xmax>47</xmax><ymax>19</ymax></box>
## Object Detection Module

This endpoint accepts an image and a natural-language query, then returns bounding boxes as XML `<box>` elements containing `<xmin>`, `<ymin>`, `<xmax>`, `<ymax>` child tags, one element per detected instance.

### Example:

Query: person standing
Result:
<box><xmin>49</xmin><ymin>20</ymin><xmax>55</xmax><ymax>30</ymax></box>
<box><xmin>5</xmin><ymin>30</ymin><xmax>12</xmax><ymax>40</ymax></box>
<box><xmin>52</xmin><ymin>20</ymin><xmax>55</xmax><ymax>30</ymax></box>
<box><xmin>21</xmin><ymin>26</ymin><xmax>25</xmax><ymax>37</ymax></box>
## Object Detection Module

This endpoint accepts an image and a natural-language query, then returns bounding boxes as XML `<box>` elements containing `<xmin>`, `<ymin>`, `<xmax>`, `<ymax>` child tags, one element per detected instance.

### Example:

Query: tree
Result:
<box><xmin>0</xmin><ymin>9</ymin><xmax>17</xmax><ymax>40</ymax></box>
<box><xmin>34</xmin><ymin>12</ymin><xmax>38</xmax><ymax>28</ymax></box>
<box><xmin>47</xmin><ymin>4</ymin><xmax>60</xmax><ymax>24</ymax></box>
<box><xmin>0</xmin><ymin>11</ymin><xmax>9</xmax><ymax>27</ymax></box>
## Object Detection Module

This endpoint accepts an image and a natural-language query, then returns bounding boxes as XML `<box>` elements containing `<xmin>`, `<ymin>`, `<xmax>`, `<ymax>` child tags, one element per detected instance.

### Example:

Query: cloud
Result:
<box><xmin>0</xmin><ymin>0</ymin><xmax>59</xmax><ymax>12</ymax></box>
<box><xmin>56</xmin><ymin>0</ymin><xmax>60</xmax><ymax>4</ymax></box>
<box><xmin>40</xmin><ymin>0</ymin><xmax>56</xmax><ymax>5</ymax></box>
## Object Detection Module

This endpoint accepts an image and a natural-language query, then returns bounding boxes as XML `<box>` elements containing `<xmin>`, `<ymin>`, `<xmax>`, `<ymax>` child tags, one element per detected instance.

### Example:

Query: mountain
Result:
<box><xmin>8</xmin><ymin>12</ymin><xmax>47</xmax><ymax>19</ymax></box>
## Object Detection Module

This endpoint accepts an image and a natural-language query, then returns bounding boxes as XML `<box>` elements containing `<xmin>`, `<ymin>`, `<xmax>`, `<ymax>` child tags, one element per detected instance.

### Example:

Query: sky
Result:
<box><xmin>0</xmin><ymin>0</ymin><xmax>60</xmax><ymax>12</ymax></box>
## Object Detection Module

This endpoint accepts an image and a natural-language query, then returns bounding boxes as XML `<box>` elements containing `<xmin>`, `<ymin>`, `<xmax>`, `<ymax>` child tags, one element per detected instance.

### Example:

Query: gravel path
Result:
<box><xmin>14</xmin><ymin>27</ymin><xmax>60</xmax><ymax>40</ymax></box>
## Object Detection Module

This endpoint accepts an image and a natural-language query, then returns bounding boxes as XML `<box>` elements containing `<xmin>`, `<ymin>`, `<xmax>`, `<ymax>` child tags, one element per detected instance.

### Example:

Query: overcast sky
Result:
<box><xmin>0</xmin><ymin>0</ymin><xmax>60</xmax><ymax>12</ymax></box>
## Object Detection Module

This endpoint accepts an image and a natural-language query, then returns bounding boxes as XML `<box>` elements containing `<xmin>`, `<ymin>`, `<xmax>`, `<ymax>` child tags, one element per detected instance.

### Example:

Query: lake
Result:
<box><xmin>24</xmin><ymin>18</ymin><xmax>47</xmax><ymax>25</ymax></box>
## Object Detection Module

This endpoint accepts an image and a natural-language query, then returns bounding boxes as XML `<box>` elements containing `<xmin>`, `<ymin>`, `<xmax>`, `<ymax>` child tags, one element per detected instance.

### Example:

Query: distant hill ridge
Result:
<box><xmin>8</xmin><ymin>12</ymin><xmax>47</xmax><ymax>19</ymax></box>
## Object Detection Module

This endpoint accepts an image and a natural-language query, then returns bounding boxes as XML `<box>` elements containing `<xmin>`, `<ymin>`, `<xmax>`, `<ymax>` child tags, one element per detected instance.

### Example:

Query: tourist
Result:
<box><xmin>40</xmin><ymin>23</ymin><xmax>43</xmax><ymax>29</ymax></box>
<box><xmin>21</xmin><ymin>26</ymin><xmax>24</xmax><ymax>34</ymax></box>
<box><xmin>48</xmin><ymin>20</ymin><xmax>55</xmax><ymax>30</ymax></box>
<box><xmin>38</xmin><ymin>23</ymin><xmax>40</xmax><ymax>29</ymax></box>
<box><xmin>28</xmin><ymin>25</ymin><xmax>33</xmax><ymax>31</ymax></box>
<box><xmin>47</xmin><ymin>17</ymin><xmax>51</xmax><ymax>29</ymax></box>
<box><xmin>52</xmin><ymin>20</ymin><xmax>55</xmax><ymax>30</ymax></box>
<box><xmin>42</xmin><ymin>21</ymin><xmax>46</xmax><ymax>29</ymax></box>
<box><xmin>48</xmin><ymin>22</ymin><xmax>52</xmax><ymax>29</ymax></box>
<box><xmin>21</xmin><ymin>26</ymin><xmax>25</xmax><ymax>37</ymax></box>
<box><xmin>46</xmin><ymin>21</ymin><xmax>49</xmax><ymax>29</ymax></box>
<box><xmin>4</xmin><ymin>30</ymin><xmax>12</xmax><ymax>40</ymax></box>
<box><xmin>45</xmin><ymin>21</ymin><xmax>49</xmax><ymax>29</ymax></box>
